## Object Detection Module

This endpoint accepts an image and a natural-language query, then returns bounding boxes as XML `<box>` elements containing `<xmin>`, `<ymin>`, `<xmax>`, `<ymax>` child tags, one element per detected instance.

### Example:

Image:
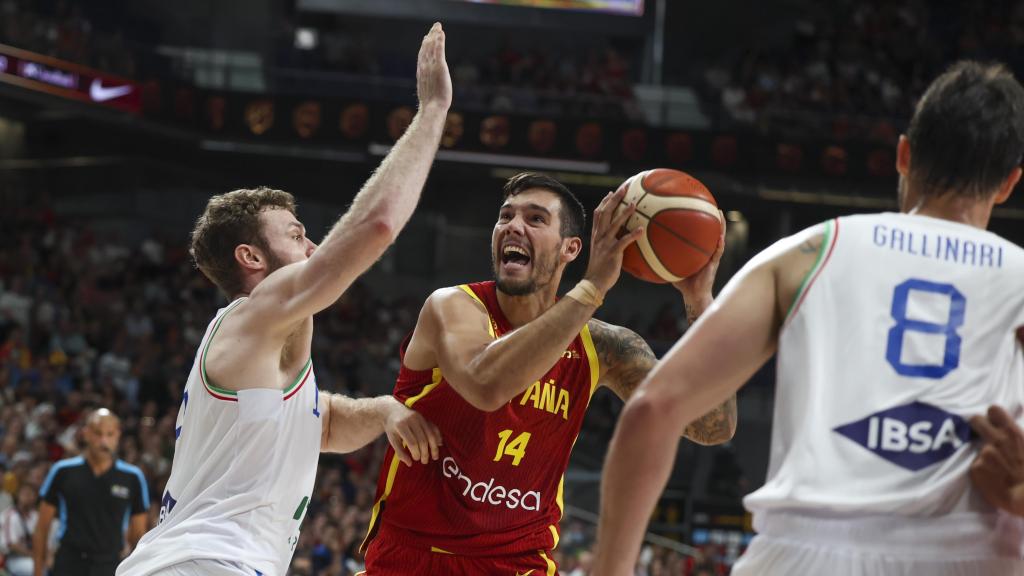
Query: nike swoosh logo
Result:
<box><xmin>515</xmin><ymin>571</ymin><xmax>534</xmax><ymax>576</ymax></box>
<box><xmin>89</xmin><ymin>78</ymin><xmax>133</xmax><ymax>102</ymax></box>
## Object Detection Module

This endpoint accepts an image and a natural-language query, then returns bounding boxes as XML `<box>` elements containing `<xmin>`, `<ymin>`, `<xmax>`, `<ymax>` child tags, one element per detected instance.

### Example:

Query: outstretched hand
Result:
<box><xmin>583</xmin><ymin>187</ymin><xmax>644</xmax><ymax>297</ymax></box>
<box><xmin>416</xmin><ymin>22</ymin><xmax>452</xmax><ymax>111</ymax></box>
<box><xmin>673</xmin><ymin>210</ymin><xmax>726</xmax><ymax>307</ymax></box>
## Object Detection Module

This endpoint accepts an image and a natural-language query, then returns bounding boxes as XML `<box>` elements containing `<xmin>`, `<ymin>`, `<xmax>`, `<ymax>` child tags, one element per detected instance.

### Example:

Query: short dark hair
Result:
<box><xmin>190</xmin><ymin>187</ymin><xmax>296</xmax><ymax>297</ymax></box>
<box><xmin>502</xmin><ymin>172</ymin><xmax>586</xmax><ymax>238</ymax></box>
<box><xmin>907</xmin><ymin>61</ymin><xmax>1024</xmax><ymax>198</ymax></box>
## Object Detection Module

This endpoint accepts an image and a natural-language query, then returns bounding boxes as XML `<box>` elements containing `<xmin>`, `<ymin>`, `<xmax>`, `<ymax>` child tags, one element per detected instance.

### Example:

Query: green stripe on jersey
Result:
<box><xmin>783</xmin><ymin>219</ymin><xmax>834</xmax><ymax>324</ymax></box>
<box><xmin>201</xmin><ymin>299</ymin><xmax>246</xmax><ymax>396</ymax></box>
<box><xmin>201</xmin><ymin>299</ymin><xmax>313</xmax><ymax>396</ymax></box>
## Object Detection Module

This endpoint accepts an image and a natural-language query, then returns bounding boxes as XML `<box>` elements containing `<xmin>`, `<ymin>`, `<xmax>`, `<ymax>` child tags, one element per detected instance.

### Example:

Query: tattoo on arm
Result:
<box><xmin>589</xmin><ymin>320</ymin><xmax>657</xmax><ymax>400</ymax></box>
<box><xmin>684</xmin><ymin>302</ymin><xmax>700</xmax><ymax>325</ymax></box>
<box><xmin>798</xmin><ymin>238</ymin><xmax>821</xmax><ymax>254</ymax></box>
<box><xmin>683</xmin><ymin>394</ymin><xmax>738</xmax><ymax>445</ymax></box>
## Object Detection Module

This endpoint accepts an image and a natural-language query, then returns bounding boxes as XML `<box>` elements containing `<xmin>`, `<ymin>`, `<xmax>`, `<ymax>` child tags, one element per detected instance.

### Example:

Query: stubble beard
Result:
<box><xmin>492</xmin><ymin>250</ymin><xmax>556</xmax><ymax>297</ymax></box>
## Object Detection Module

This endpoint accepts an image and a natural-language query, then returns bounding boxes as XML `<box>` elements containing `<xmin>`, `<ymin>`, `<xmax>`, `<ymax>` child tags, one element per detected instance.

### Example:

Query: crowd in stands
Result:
<box><xmin>2</xmin><ymin>0</ymin><xmax>642</xmax><ymax>121</ymax></box>
<box><xmin>275</xmin><ymin>19</ymin><xmax>642</xmax><ymax>121</ymax></box>
<box><xmin>0</xmin><ymin>0</ymin><xmax>136</xmax><ymax>77</ymax></box>
<box><xmin>14</xmin><ymin>0</ymin><xmax>1024</xmax><ymax>141</ymax></box>
<box><xmin>703</xmin><ymin>0</ymin><xmax>1024</xmax><ymax>139</ymax></box>
<box><xmin>451</xmin><ymin>42</ymin><xmax>641</xmax><ymax>120</ymax></box>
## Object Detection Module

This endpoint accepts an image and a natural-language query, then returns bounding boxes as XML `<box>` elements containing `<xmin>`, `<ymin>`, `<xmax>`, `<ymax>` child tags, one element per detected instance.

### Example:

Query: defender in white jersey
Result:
<box><xmin>117</xmin><ymin>23</ymin><xmax>452</xmax><ymax>576</ymax></box>
<box><xmin>594</xmin><ymin>61</ymin><xmax>1024</xmax><ymax>575</ymax></box>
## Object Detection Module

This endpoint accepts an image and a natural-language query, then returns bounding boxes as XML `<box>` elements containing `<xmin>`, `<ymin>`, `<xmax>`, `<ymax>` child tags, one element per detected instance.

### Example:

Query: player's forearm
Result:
<box><xmin>321</xmin><ymin>394</ymin><xmax>395</xmax><ymax>453</ymax></box>
<box><xmin>465</xmin><ymin>297</ymin><xmax>596</xmax><ymax>411</ymax></box>
<box><xmin>594</xmin><ymin>394</ymin><xmax>682</xmax><ymax>576</ymax></box>
<box><xmin>277</xmin><ymin>106</ymin><xmax>447</xmax><ymax>320</ymax></box>
<box><xmin>681</xmin><ymin>291</ymin><xmax>713</xmax><ymax>326</ymax></box>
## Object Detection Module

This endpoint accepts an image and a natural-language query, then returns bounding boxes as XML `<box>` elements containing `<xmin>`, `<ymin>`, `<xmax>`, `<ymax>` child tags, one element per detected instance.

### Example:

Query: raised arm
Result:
<box><xmin>248</xmin><ymin>23</ymin><xmax>452</xmax><ymax>331</ymax></box>
<box><xmin>592</xmin><ymin>221</ymin><xmax>736</xmax><ymax>445</ymax></box>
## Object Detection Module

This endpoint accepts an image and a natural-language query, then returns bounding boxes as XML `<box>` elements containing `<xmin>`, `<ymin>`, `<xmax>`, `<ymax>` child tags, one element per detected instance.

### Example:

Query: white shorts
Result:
<box><xmin>149</xmin><ymin>559</ymin><xmax>261</xmax><ymax>576</ymax></box>
<box><xmin>733</xmin><ymin>511</ymin><xmax>1024</xmax><ymax>576</ymax></box>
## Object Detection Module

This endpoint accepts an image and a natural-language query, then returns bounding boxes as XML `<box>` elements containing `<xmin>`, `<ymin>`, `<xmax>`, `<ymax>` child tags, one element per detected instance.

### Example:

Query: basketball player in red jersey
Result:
<box><xmin>359</xmin><ymin>172</ymin><xmax>737</xmax><ymax>575</ymax></box>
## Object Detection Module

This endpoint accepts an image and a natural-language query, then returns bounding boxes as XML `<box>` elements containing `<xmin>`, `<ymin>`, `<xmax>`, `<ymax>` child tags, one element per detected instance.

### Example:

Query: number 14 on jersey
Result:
<box><xmin>494</xmin><ymin>429</ymin><xmax>531</xmax><ymax>466</ymax></box>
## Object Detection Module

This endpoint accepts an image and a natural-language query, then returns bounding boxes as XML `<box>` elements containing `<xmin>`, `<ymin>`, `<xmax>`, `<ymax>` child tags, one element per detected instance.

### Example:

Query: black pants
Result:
<box><xmin>52</xmin><ymin>547</ymin><xmax>119</xmax><ymax>576</ymax></box>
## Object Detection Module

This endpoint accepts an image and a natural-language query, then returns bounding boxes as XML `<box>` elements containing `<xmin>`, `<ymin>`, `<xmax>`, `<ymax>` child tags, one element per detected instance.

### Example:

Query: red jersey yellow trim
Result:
<box><xmin>404</xmin><ymin>368</ymin><xmax>442</xmax><ymax>407</ymax></box>
<box><xmin>459</xmin><ymin>284</ymin><xmax>496</xmax><ymax>338</ymax></box>
<box><xmin>360</xmin><ymin>367</ymin><xmax>444</xmax><ymax>553</ymax></box>
<box><xmin>544</xmin><ymin>325</ymin><xmax>598</xmax><ymax>550</ymax></box>
<box><xmin>430</xmin><ymin>546</ymin><xmax>454</xmax><ymax>554</ymax></box>
<box><xmin>539</xmin><ymin>550</ymin><xmax>557</xmax><ymax>576</ymax></box>
<box><xmin>579</xmin><ymin>323</ymin><xmax>600</xmax><ymax>398</ymax></box>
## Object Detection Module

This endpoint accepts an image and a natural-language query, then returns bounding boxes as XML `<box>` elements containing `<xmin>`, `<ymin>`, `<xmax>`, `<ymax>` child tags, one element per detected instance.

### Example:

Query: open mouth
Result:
<box><xmin>500</xmin><ymin>243</ymin><xmax>532</xmax><ymax>269</ymax></box>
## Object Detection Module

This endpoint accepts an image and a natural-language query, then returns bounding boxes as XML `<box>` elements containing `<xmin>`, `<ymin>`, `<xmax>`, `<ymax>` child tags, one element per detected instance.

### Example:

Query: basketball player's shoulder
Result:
<box><xmin>421</xmin><ymin>283</ymin><xmax>490</xmax><ymax>323</ymax></box>
<box><xmin>750</xmin><ymin>219</ymin><xmax>835</xmax><ymax>276</ymax></box>
<box><xmin>425</xmin><ymin>284</ymin><xmax>486</xmax><ymax>307</ymax></box>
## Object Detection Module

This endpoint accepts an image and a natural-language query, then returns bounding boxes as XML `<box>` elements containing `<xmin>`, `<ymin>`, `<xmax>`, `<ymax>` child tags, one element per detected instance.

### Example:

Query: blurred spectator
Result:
<box><xmin>0</xmin><ymin>0</ymin><xmax>136</xmax><ymax>77</ymax></box>
<box><xmin>0</xmin><ymin>483</ymin><xmax>40</xmax><ymax>576</ymax></box>
<box><xmin>704</xmin><ymin>0</ymin><xmax>1024</xmax><ymax>139</ymax></box>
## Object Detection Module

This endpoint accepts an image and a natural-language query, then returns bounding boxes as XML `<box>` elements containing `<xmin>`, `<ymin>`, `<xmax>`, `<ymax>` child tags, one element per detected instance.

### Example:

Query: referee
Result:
<box><xmin>32</xmin><ymin>409</ymin><xmax>149</xmax><ymax>576</ymax></box>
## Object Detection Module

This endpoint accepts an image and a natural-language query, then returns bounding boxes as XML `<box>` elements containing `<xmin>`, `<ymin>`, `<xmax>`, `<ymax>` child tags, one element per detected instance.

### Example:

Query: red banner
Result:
<box><xmin>0</xmin><ymin>43</ymin><xmax>140</xmax><ymax>113</ymax></box>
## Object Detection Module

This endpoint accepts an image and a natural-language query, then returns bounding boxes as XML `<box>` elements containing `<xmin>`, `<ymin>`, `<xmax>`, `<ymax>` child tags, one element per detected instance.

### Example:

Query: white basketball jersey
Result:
<box><xmin>745</xmin><ymin>213</ymin><xmax>1024</xmax><ymax>546</ymax></box>
<box><xmin>117</xmin><ymin>298</ymin><xmax>322</xmax><ymax>576</ymax></box>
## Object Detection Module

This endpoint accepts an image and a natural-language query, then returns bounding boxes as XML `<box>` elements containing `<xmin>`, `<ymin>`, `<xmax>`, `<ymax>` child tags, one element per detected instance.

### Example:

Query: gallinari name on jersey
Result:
<box><xmin>873</xmin><ymin>223</ymin><xmax>1004</xmax><ymax>268</ymax></box>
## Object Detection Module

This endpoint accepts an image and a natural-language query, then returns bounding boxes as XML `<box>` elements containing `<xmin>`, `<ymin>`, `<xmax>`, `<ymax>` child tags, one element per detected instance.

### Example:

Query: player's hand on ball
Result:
<box><xmin>673</xmin><ymin>210</ymin><xmax>725</xmax><ymax>307</ymax></box>
<box><xmin>384</xmin><ymin>400</ymin><xmax>443</xmax><ymax>466</ymax></box>
<box><xmin>970</xmin><ymin>405</ymin><xmax>1024</xmax><ymax>517</ymax></box>
<box><xmin>416</xmin><ymin>22</ymin><xmax>452</xmax><ymax>111</ymax></box>
<box><xmin>583</xmin><ymin>187</ymin><xmax>643</xmax><ymax>296</ymax></box>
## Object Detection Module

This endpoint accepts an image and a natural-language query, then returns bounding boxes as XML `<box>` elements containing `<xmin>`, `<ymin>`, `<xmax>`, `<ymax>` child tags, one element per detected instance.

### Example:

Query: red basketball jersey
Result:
<box><xmin>362</xmin><ymin>281</ymin><xmax>600</xmax><ymax>557</ymax></box>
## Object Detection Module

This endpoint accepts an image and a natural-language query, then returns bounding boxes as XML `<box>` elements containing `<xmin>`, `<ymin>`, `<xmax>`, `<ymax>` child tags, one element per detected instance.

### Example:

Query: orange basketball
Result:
<box><xmin>613</xmin><ymin>169</ymin><xmax>722</xmax><ymax>283</ymax></box>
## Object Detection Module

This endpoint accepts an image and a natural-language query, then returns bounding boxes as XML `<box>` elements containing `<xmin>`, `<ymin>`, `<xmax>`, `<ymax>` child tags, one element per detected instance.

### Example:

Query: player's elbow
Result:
<box><xmin>458</xmin><ymin>361</ymin><xmax>518</xmax><ymax>412</ymax></box>
<box><xmin>459</xmin><ymin>373</ymin><xmax>510</xmax><ymax>412</ymax></box>
<box><xmin>620</xmin><ymin>392</ymin><xmax>679</xmax><ymax>437</ymax></box>
<box><xmin>687</xmin><ymin>422</ymin><xmax>737</xmax><ymax>446</ymax></box>
<box><xmin>464</xmin><ymin>384</ymin><xmax>508</xmax><ymax>412</ymax></box>
<box><xmin>356</xmin><ymin>214</ymin><xmax>398</xmax><ymax>250</ymax></box>
<box><xmin>725</xmin><ymin>416</ymin><xmax>738</xmax><ymax>442</ymax></box>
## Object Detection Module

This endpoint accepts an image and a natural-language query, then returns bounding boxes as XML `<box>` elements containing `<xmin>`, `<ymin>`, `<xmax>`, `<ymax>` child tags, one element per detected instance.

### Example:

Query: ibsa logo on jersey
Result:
<box><xmin>832</xmin><ymin>401</ymin><xmax>973</xmax><ymax>471</ymax></box>
<box><xmin>159</xmin><ymin>490</ymin><xmax>177</xmax><ymax>525</ymax></box>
